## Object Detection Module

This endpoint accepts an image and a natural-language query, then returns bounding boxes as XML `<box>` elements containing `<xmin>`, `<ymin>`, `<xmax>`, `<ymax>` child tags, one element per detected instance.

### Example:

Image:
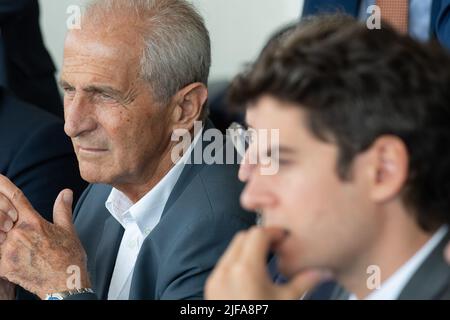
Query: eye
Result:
<box><xmin>63</xmin><ymin>86</ymin><xmax>74</xmax><ymax>92</ymax></box>
<box><xmin>278</xmin><ymin>159</ymin><xmax>293</xmax><ymax>166</ymax></box>
<box><xmin>63</xmin><ymin>87</ymin><xmax>76</xmax><ymax>98</ymax></box>
<box><xmin>97</xmin><ymin>92</ymin><xmax>116</xmax><ymax>102</ymax></box>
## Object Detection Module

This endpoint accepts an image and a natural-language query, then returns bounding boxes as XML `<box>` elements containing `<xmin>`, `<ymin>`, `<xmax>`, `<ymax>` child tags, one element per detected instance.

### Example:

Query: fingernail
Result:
<box><xmin>63</xmin><ymin>190</ymin><xmax>73</xmax><ymax>204</ymax></box>
<box><xmin>7</xmin><ymin>210</ymin><xmax>17</xmax><ymax>222</ymax></box>
<box><xmin>3</xmin><ymin>220</ymin><xmax>13</xmax><ymax>232</ymax></box>
<box><xmin>0</xmin><ymin>232</ymin><xmax>6</xmax><ymax>243</ymax></box>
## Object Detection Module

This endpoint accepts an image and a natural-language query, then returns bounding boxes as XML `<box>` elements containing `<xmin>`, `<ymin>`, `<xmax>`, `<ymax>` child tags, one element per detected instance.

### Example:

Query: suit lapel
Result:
<box><xmin>94</xmin><ymin>216</ymin><xmax>124</xmax><ymax>299</ymax></box>
<box><xmin>162</xmin><ymin>120</ymin><xmax>216</xmax><ymax>217</ymax></box>
<box><xmin>319</xmin><ymin>231</ymin><xmax>450</xmax><ymax>300</ymax></box>
<box><xmin>430</xmin><ymin>0</ymin><xmax>442</xmax><ymax>36</ymax></box>
<box><xmin>398</xmin><ymin>230</ymin><xmax>450</xmax><ymax>299</ymax></box>
<box><xmin>330</xmin><ymin>285</ymin><xmax>350</xmax><ymax>300</ymax></box>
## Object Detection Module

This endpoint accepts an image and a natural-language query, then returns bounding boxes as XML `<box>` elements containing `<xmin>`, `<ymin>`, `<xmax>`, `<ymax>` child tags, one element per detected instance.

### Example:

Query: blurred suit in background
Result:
<box><xmin>0</xmin><ymin>0</ymin><xmax>63</xmax><ymax>117</ymax></box>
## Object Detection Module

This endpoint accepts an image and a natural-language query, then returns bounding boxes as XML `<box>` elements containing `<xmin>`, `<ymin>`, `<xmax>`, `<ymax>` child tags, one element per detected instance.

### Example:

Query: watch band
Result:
<box><xmin>45</xmin><ymin>288</ymin><xmax>95</xmax><ymax>300</ymax></box>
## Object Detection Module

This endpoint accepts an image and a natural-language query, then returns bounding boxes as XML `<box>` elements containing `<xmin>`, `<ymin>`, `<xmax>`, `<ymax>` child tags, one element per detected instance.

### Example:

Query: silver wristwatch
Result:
<box><xmin>44</xmin><ymin>288</ymin><xmax>94</xmax><ymax>300</ymax></box>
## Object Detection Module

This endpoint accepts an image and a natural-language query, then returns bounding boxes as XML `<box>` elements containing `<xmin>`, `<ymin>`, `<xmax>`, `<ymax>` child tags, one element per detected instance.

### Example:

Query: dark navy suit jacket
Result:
<box><xmin>309</xmin><ymin>231</ymin><xmax>450</xmax><ymax>300</ymax></box>
<box><xmin>0</xmin><ymin>89</ymin><xmax>86</xmax><ymax>222</ymax></box>
<box><xmin>302</xmin><ymin>0</ymin><xmax>450</xmax><ymax>49</ymax></box>
<box><xmin>0</xmin><ymin>0</ymin><xmax>63</xmax><ymax>117</ymax></box>
<box><xmin>437</xmin><ymin>0</ymin><xmax>450</xmax><ymax>49</ymax></box>
<box><xmin>66</xmin><ymin>122</ymin><xmax>256</xmax><ymax>299</ymax></box>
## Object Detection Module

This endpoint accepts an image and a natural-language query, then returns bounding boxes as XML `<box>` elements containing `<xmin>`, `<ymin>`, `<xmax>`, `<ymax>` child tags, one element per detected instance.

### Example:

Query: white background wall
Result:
<box><xmin>39</xmin><ymin>0</ymin><xmax>304</xmax><ymax>82</ymax></box>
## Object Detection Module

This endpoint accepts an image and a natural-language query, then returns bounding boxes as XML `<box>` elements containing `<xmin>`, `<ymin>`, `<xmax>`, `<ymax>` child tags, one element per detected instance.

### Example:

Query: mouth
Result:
<box><xmin>271</xmin><ymin>231</ymin><xmax>289</xmax><ymax>253</ymax></box>
<box><xmin>263</xmin><ymin>226</ymin><xmax>290</xmax><ymax>254</ymax></box>
<box><xmin>77</xmin><ymin>146</ymin><xmax>108</xmax><ymax>155</ymax></box>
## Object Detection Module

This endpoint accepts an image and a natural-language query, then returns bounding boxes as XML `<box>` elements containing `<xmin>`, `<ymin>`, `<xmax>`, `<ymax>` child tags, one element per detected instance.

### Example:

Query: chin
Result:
<box><xmin>276</xmin><ymin>242</ymin><xmax>314</xmax><ymax>278</ymax></box>
<box><xmin>79</xmin><ymin>166</ymin><xmax>109</xmax><ymax>184</ymax></box>
<box><xmin>80</xmin><ymin>172</ymin><xmax>101</xmax><ymax>184</ymax></box>
<box><xmin>276</xmin><ymin>252</ymin><xmax>302</xmax><ymax>277</ymax></box>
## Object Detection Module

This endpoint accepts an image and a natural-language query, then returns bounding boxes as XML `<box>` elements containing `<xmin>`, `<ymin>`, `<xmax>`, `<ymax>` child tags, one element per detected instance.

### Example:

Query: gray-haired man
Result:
<box><xmin>0</xmin><ymin>0</ymin><xmax>254</xmax><ymax>300</ymax></box>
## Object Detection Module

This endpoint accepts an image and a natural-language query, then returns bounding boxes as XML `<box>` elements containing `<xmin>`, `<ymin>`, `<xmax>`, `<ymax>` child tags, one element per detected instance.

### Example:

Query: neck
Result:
<box><xmin>337</xmin><ymin>204</ymin><xmax>434</xmax><ymax>299</ymax></box>
<box><xmin>113</xmin><ymin>127</ymin><xmax>198</xmax><ymax>203</ymax></box>
<box><xmin>114</xmin><ymin>142</ymin><xmax>177</xmax><ymax>203</ymax></box>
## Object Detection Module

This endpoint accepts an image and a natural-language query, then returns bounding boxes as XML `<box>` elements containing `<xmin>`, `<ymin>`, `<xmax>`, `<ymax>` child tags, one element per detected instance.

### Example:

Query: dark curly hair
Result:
<box><xmin>229</xmin><ymin>15</ymin><xmax>450</xmax><ymax>232</ymax></box>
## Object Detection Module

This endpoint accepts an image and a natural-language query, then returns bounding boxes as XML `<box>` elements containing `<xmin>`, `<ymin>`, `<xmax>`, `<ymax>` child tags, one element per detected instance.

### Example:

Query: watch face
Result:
<box><xmin>44</xmin><ymin>289</ymin><xmax>93</xmax><ymax>300</ymax></box>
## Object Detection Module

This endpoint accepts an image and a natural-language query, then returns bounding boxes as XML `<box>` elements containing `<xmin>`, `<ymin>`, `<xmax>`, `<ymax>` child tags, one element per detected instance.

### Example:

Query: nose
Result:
<box><xmin>64</xmin><ymin>92</ymin><xmax>97</xmax><ymax>138</ymax></box>
<box><xmin>239</xmin><ymin>153</ymin><xmax>276</xmax><ymax>213</ymax></box>
<box><xmin>240</xmin><ymin>175</ymin><xmax>276</xmax><ymax>214</ymax></box>
<box><xmin>238</xmin><ymin>155</ymin><xmax>252</xmax><ymax>183</ymax></box>
<box><xmin>238</xmin><ymin>145</ymin><xmax>258</xmax><ymax>182</ymax></box>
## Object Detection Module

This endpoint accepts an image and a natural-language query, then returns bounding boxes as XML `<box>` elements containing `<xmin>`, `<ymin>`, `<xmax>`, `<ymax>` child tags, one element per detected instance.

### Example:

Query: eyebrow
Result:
<box><xmin>240</xmin><ymin>119</ymin><xmax>249</xmax><ymax>130</ymax></box>
<box><xmin>83</xmin><ymin>85</ymin><xmax>122</xmax><ymax>97</ymax></box>
<box><xmin>58</xmin><ymin>80</ymin><xmax>122</xmax><ymax>97</ymax></box>
<box><xmin>58</xmin><ymin>79</ymin><xmax>72</xmax><ymax>88</ymax></box>
<box><xmin>267</xmin><ymin>145</ymin><xmax>297</xmax><ymax>157</ymax></box>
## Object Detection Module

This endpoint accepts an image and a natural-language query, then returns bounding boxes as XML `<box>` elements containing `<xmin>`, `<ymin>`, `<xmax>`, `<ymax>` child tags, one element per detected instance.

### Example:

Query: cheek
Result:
<box><xmin>108</xmin><ymin>113</ymin><xmax>170</xmax><ymax>166</ymax></box>
<box><xmin>282</xmin><ymin>169</ymin><xmax>374</xmax><ymax>263</ymax></box>
<box><xmin>98</xmin><ymin>110</ymin><xmax>137</xmax><ymax>155</ymax></box>
<box><xmin>281</xmin><ymin>168</ymin><xmax>337</xmax><ymax>220</ymax></box>
<box><xmin>130</xmin><ymin>104</ymin><xmax>169</xmax><ymax>140</ymax></box>
<box><xmin>277</xmin><ymin>167</ymin><xmax>355</xmax><ymax>246</ymax></box>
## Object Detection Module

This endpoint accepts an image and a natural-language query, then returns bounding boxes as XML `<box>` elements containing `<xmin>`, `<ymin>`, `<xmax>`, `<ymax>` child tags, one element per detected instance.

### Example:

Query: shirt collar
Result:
<box><xmin>349</xmin><ymin>225</ymin><xmax>448</xmax><ymax>300</ymax></box>
<box><xmin>105</xmin><ymin>126</ymin><xmax>203</xmax><ymax>235</ymax></box>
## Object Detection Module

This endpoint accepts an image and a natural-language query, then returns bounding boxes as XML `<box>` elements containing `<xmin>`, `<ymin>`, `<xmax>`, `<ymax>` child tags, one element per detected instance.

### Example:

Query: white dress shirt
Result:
<box><xmin>349</xmin><ymin>225</ymin><xmax>448</xmax><ymax>300</ymax></box>
<box><xmin>106</xmin><ymin>129</ymin><xmax>202</xmax><ymax>300</ymax></box>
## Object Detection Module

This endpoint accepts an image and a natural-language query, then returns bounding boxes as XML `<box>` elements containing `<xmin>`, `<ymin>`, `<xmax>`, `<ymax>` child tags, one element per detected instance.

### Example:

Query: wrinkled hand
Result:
<box><xmin>0</xmin><ymin>175</ymin><xmax>90</xmax><ymax>299</ymax></box>
<box><xmin>0</xmin><ymin>177</ymin><xmax>19</xmax><ymax>300</ymax></box>
<box><xmin>205</xmin><ymin>226</ymin><xmax>326</xmax><ymax>300</ymax></box>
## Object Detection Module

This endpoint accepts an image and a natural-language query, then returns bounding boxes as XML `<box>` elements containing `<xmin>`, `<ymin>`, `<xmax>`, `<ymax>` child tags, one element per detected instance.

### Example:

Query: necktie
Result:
<box><xmin>376</xmin><ymin>0</ymin><xmax>409</xmax><ymax>34</ymax></box>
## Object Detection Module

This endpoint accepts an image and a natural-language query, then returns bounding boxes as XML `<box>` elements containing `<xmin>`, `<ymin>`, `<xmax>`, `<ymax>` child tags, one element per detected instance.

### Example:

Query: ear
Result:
<box><xmin>367</xmin><ymin>135</ymin><xmax>409</xmax><ymax>203</ymax></box>
<box><xmin>171</xmin><ymin>82</ymin><xmax>208</xmax><ymax>131</ymax></box>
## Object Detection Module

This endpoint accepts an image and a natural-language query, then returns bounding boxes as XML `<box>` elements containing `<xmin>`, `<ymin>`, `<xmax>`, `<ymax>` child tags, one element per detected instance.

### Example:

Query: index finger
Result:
<box><xmin>0</xmin><ymin>175</ymin><xmax>35</xmax><ymax>218</ymax></box>
<box><xmin>240</xmin><ymin>226</ymin><xmax>288</xmax><ymax>263</ymax></box>
<box><xmin>214</xmin><ymin>230</ymin><xmax>247</xmax><ymax>270</ymax></box>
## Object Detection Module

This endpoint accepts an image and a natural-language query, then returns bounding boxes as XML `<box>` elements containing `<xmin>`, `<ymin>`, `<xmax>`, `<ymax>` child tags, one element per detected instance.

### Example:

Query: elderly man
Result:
<box><xmin>206</xmin><ymin>16</ymin><xmax>450</xmax><ymax>300</ymax></box>
<box><xmin>0</xmin><ymin>0</ymin><xmax>254</xmax><ymax>300</ymax></box>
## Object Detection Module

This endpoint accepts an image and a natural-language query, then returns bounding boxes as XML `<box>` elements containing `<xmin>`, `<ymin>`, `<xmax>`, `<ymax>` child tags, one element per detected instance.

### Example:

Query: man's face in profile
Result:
<box><xmin>60</xmin><ymin>25</ymin><xmax>175</xmax><ymax>188</ymax></box>
<box><xmin>239</xmin><ymin>95</ymin><xmax>377</xmax><ymax>277</ymax></box>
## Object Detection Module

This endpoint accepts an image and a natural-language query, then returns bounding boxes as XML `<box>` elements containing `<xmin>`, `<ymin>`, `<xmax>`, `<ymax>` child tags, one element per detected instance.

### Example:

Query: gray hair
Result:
<box><xmin>84</xmin><ymin>0</ymin><xmax>211</xmax><ymax>110</ymax></box>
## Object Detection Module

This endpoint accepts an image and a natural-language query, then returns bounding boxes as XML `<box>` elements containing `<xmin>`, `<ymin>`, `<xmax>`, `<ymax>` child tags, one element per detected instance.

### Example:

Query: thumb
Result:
<box><xmin>53</xmin><ymin>189</ymin><xmax>74</xmax><ymax>232</ymax></box>
<box><xmin>278</xmin><ymin>270</ymin><xmax>328</xmax><ymax>300</ymax></box>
